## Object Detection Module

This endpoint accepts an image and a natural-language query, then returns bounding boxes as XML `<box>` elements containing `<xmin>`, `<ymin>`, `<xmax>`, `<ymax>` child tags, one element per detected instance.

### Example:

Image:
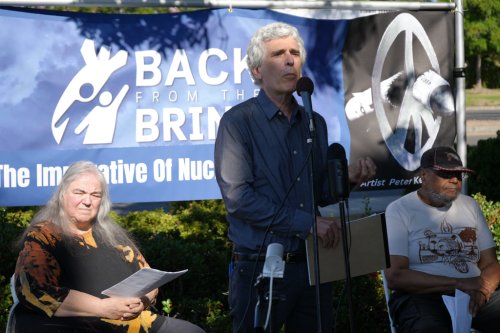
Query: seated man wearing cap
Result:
<box><xmin>384</xmin><ymin>146</ymin><xmax>500</xmax><ymax>333</ymax></box>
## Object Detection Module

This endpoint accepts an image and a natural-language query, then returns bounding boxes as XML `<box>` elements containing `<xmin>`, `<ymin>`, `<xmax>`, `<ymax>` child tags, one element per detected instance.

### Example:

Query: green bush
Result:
<box><xmin>0</xmin><ymin>275</ymin><xmax>11</xmax><ymax>331</ymax></box>
<box><xmin>468</xmin><ymin>133</ymin><xmax>500</xmax><ymax>260</ymax></box>
<box><xmin>117</xmin><ymin>200</ymin><xmax>232</xmax><ymax>332</ymax></box>
<box><xmin>473</xmin><ymin>193</ymin><xmax>500</xmax><ymax>260</ymax></box>
<box><xmin>0</xmin><ymin>207</ymin><xmax>34</xmax><ymax>278</ymax></box>
<box><xmin>468</xmin><ymin>131</ymin><xmax>500</xmax><ymax>201</ymax></box>
<box><xmin>332</xmin><ymin>273</ymin><xmax>390</xmax><ymax>332</ymax></box>
<box><xmin>473</xmin><ymin>193</ymin><xmax>500</xmax><ymax>227</ymax></box>
<box><xmin>0</xmin><ymin>207</ymin><xmax>35</xmax><ymax>331</ymax></box>
<box><xmin>1</xmin><ymin>193</ymin><xmax>498</xmax><ymax>333</ymax></box>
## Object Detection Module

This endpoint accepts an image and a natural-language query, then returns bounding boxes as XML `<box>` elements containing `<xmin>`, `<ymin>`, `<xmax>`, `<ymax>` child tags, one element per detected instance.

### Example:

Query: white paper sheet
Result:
<box><xmin>102</xmin><ymin>268</ymin><xmax>188</xmax><ymax>297</ymax></box>
<box><xmin>442</xmin><ymin>289</ymin><xmax>472</xmax><ymax>333</ymax></box>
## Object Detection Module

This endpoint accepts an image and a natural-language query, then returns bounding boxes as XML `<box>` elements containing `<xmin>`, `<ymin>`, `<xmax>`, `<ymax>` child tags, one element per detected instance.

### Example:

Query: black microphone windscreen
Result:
<box><xmin>327</xmin><ymin>143</ymin><xmax>349</xmax><ymax>201</ymax></box>
<box><xmin>296</xmin><ymin>77</ymin><xmax>314</xmax><ymax>96</ymax></box>
<box><xmin>328</xmin><ymin>143</ymin><xmax>346</xmax><ymax>160</ymax></box>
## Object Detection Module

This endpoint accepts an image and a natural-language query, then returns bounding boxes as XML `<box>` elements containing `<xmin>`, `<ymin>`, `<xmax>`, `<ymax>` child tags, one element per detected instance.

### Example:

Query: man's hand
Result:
<box><xmin>316</xmin><ymin>216</ymin><xmax>341</xmax><ymax>248</ymax></box>
<box><xmin>456</xmin><ymin>275</ymin><xmax>496</xmax><ymax>316</ymax></box>
<box><xmin>466</xmin><ymin>289</ymin><xmax>487</xmax><ymax>317</ymax></box>
<box><xmin>348</xmin><ymin>157</ymin><xmax>376</xmax><ymax>185</ymax></box>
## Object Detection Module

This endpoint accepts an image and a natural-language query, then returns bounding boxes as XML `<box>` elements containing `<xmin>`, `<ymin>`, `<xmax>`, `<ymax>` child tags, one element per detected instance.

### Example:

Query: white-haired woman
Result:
<box><xmin>13</xmin><ymin>160</ymin><xmax>205</xmax><ymax>333</ymax></box>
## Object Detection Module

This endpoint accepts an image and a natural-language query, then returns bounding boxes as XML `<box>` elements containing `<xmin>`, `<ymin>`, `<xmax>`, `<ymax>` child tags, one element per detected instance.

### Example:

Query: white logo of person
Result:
<box><xmin>372</xmin><ymin>13</ymin><xmax>454</xmax><ymax>171</ymax></box>
<box><xmin>52</xmin><ymin>39</ymin><xmax>129</xmax><ymax>144</ymax></box>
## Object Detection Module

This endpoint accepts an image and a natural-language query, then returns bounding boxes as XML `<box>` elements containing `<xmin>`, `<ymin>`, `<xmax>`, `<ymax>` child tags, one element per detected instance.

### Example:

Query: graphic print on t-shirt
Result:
<box><xmin>417</xmin><ymin>219</ymin><xmax>478</xmax><ymax>273</ymax></box>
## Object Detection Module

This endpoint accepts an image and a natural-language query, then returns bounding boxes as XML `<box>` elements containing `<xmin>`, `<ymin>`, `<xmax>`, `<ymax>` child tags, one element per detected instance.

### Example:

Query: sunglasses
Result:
<box><xmin>431</xmin><ymin>169</ymin><xmax>465</xmax><ymax>180</ymax></box>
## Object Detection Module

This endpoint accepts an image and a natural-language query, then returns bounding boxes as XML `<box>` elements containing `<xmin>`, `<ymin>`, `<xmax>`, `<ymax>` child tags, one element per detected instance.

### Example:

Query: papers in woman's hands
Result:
<box><xmin>102</xmin><ymin>268</ymin><xmax>188</xmax><ymax>297</ymax></box>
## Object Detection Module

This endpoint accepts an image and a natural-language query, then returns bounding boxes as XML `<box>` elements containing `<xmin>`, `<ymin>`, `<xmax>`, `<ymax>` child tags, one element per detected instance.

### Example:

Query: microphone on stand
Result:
<box><xmin>298</xmin><ymin>76</ymin><xmax>322</xmax><ymax>332</ymax></box>
<box><xmin>262</xmin><ymin>243</ymin><xmax>285</xmax><ymax>278</ymax></box>
<box><xmin>296</xmin><ymin>77</ymin><xmax>315</xmax><ymax>134</ymax></box>
<box><xmin>327</xmin><ymin>143</ymin><xmax>350</xmax><ymax>202</ymax></box>
<box><xmin>327</xmin><ymin>143</ymin><xmax>356</xmax><ymax>332</ymax></box>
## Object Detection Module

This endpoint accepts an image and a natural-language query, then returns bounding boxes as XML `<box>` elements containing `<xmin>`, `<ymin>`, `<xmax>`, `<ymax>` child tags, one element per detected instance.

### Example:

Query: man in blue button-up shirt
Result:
<box><xmin>214</xmin><ymin>22</ymin><xmax>376</xmax><ymax>333</ymax></box>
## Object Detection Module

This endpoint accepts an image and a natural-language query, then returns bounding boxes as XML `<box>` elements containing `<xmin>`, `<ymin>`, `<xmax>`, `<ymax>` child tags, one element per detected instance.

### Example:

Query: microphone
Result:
<box><xmin>296</xmin><ymin>77</ymin><xmax>315</xmax><ymax>132</ymax></box>
<box><xmin>254</xmin><ymin>243</ymin><xmax>285</xmax><ymax>331</ymax></box>
<box><xmin>328</xmin><ymin>143</ymin><xmax>349</xmax><ymax>202</ymax></box>
<box><xmin>262</xmin><ymin>243</ymin><xmax>285</xmax><ymax>278</ymax></box>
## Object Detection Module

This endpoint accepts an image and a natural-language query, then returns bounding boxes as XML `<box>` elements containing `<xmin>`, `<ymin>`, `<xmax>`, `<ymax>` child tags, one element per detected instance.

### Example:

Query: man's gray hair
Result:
<box><xmin>246</xmin><ymin>22</ymin><xmax>306</xmax><ymax>84</ymax></box>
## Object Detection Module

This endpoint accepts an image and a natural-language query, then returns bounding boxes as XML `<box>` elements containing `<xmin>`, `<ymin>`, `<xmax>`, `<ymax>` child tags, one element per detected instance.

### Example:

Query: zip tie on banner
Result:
<box><xmin>228</xmin><ymin>1</ymin><xmax>233</xmax><ymax>13</ymax></box>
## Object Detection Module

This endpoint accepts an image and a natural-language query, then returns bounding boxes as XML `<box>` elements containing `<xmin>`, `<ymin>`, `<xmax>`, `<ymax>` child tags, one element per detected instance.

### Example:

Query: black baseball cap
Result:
<box><xmin>420</xmin><ymin>146</ymin><xmax>474</xmax><ymax>173</ymax></box>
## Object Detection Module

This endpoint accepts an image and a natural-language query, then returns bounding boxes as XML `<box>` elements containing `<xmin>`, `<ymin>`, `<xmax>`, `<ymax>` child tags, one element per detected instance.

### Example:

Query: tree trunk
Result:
<box><xmin>474</xmin><ymin>53</ymin><xmax>482</xmax><ymax>89</ymax></box>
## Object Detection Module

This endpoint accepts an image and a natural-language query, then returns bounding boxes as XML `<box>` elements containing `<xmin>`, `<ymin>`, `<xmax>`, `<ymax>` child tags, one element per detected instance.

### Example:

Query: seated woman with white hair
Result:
<box><xmin>13</xmin><ymin>160</ymin><xmax>205</xmax><ymax>333</ymax></box>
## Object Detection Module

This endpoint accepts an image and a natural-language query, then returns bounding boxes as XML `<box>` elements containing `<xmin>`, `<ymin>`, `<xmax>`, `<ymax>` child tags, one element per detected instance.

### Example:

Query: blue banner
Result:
<box><xmin>0</xmin><ymin>8</ymin><xmax>350</xmax><ymax>206</ymax></box>
<box><xmin>0</xmin><ymin>7</ymin><xmax>454</xmax><ymax>206</ymax></box>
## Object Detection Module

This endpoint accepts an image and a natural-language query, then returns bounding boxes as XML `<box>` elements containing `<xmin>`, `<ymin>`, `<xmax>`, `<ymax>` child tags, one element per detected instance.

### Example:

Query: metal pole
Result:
<box><xmin>338</xmin><ymin>200</ymin><xmax>355</xmax><ymax>333</ymax></box>
<box><xmin>0</xmin><ymin>0</ymin><xmax>455</xmax><ymax>10</ymax></box>
<box><xmin>454</xmin><ymin>0</ymin><xmax>468</xmax><ymax>193</ymax></box>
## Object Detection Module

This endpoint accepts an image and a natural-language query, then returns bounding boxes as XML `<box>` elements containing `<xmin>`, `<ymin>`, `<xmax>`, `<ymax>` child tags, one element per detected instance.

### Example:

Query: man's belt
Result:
<box><xmin>232</xmin><ymin>251</ymin><xmax>307</xmax><ymax>263</ymax></box>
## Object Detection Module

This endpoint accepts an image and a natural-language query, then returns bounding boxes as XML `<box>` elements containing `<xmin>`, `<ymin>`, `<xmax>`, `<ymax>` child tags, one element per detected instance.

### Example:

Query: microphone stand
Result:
<box><xmin>254</xmin><ymin>273</ymin><xmax>286</xmax><ymax>333</ymax></box>
<box><xmin>305</xmin><ymin>111</ymin><xmax>322</xmax><ymax>333</ymax></box>
<box><xmin>338</xmin><ymin>198</ymin><xmax>355</xmax><ymax>333</ymax></box>
<box><xmin>254</xmin><ymin>274</ymin><xmax>266</xmax><ymax>333</ymax></box>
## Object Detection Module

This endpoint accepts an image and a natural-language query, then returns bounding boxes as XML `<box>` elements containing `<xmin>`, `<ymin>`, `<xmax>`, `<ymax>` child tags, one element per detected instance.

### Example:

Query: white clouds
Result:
<box><xmin>0</xmin><ymin>14</ymin><xmax>82</xmax><ymax>105</ymax></box>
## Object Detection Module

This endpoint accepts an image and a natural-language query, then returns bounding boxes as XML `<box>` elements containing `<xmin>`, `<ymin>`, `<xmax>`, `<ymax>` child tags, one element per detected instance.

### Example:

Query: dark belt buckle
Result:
<box><xmin>285</xmin><ymin>252</ymin><xmax>298</xmax><ymax>263</ymax></box>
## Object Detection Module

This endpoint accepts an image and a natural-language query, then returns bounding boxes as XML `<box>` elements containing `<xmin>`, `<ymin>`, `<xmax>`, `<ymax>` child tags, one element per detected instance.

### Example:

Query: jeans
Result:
<box><xmin>389</xmin><ymin>290</ymin><xmax>500</xmax><ymax>333</ymax></box>
<box><xmin>228</xmin><ymin>260</ymin><xmax>333</xmax><ymax>333</ymax></box>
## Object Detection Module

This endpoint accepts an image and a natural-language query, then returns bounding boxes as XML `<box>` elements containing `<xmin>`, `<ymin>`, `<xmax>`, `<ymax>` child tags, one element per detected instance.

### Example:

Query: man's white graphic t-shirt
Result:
<box><xmin>386</xmin><ymin>191</ymin><xmax>495</xmax><ymax>278</ymax></box>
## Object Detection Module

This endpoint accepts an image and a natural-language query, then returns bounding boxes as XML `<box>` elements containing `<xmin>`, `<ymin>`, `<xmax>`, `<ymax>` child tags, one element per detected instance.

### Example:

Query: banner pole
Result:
<box><xmin>0</xmin><ymin>0</ymin><xmax>456</xmax><ymax>10</ymax></box>
<box><xmin>453</xmin><ymin>0</ymin><xmax>468</xmax><ymax>194</ymax></box>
